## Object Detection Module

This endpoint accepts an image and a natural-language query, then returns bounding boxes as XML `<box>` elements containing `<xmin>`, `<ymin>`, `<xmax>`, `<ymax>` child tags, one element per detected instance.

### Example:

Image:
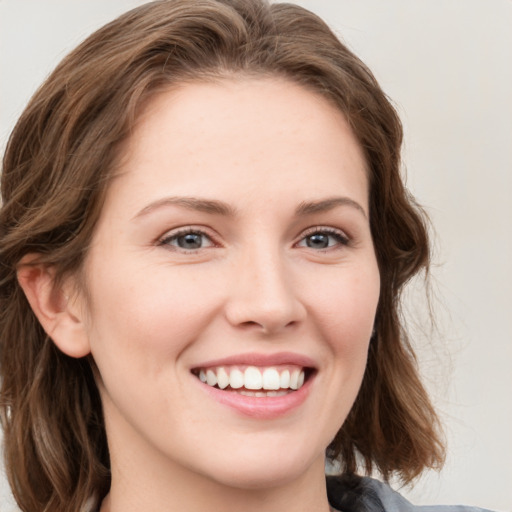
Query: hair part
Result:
<box><xmin>1</xmin><ymin>1</ymin><xmax>444</xmax><ymax>510</ymax></box>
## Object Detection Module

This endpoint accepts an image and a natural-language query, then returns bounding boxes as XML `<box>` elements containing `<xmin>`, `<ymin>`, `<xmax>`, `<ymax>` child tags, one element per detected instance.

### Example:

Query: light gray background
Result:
<box><xmin>1</xmin><ymin>1</ymin><xmax>511</xmax><ymax>511</ymax></box>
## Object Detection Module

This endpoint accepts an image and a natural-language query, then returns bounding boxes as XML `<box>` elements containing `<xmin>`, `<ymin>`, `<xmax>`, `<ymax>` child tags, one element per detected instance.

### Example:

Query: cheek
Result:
<box><xmin>304</xmin><ymin>261</ymin><xmax>379</xmax><ymax>377</ymax></box>
<box><xmin>299</xmin><ymin>262</ymin><xmax>379</xmax><ymax>438</ymax></box>
<box><xmin>83</xmin><ymin>263</ymin><xmax>219</xmax><ymax>425</ymax></box>
<box><xmin>84</xmin><ymin>257</ymin><xmax>226</xmax><ymax>367</ymax></box>
<box><xmin>308</xmin><ymin>262</ymin><xmax>379</xmax><ymax>332</ymax></box>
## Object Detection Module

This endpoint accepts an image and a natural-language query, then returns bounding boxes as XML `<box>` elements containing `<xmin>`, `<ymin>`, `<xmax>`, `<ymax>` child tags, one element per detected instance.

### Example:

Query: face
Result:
<box><xmin>78</xmin><ymin>78</ymin><xmax>380</xmax><ymax>490</ymax></box>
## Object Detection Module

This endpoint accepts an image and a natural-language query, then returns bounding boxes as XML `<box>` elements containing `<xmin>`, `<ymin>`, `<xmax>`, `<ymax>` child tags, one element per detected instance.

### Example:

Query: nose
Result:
<box><xmin>224</xmin><ymin>247</ymin><xmax>306</xmax><ymax>335</ymax></box>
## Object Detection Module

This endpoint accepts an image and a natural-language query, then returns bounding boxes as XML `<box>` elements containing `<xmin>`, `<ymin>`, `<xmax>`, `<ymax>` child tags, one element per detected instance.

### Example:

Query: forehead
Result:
<box><xmin>106</xmin><ymin>77</ymin><xmax>369</xmax><ymax>215</ymax></box>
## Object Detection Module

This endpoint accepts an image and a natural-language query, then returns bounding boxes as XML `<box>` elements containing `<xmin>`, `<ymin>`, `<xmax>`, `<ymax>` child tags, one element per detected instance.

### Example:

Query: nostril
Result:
<box><xmin>240</xmin><ymin>320</ymin><xmax>260</xmax><ymax>328</ymax></box>
<box><xmin>235</xmin><ymin>318</ymin><xmax>300</xmax><ymax>335</ymax></box>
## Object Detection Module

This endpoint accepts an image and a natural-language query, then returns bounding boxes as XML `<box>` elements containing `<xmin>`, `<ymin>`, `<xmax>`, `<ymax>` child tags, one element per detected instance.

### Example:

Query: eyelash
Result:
<box><xmin>295</xmin><ymin>227</ymin><xmax>350</xmax><ymax>251</ymax></box>
<box><xmin>158</xmin><ymin>227</ymin><xmax>218</xmax><ymax>252</ymax></box>
<box><xmin>158</xmin><ymin>226</ymin><xmax>350</xmax><ymax>252</ymax></box>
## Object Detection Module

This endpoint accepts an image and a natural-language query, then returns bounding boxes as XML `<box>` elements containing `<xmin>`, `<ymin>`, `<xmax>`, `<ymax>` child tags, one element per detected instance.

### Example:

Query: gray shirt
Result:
<box><xmin>327</xmin><ymin>475</ymin><xmax>494</xmax><ymax>512</ymax></box>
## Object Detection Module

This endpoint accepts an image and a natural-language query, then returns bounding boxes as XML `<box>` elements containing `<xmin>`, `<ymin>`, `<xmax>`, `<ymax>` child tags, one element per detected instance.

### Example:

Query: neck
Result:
<box><xmin>100</xmin><ymin>450</ymin><xmax>331</xmax><ymax>512</ymax></box>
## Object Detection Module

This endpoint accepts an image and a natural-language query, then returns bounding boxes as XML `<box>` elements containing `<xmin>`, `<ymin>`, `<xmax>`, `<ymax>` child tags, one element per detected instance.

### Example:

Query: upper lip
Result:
<box><xmin>190</xmin><ymin>351</ymin><xmax>317</xmax><ymax>370</ymax></box>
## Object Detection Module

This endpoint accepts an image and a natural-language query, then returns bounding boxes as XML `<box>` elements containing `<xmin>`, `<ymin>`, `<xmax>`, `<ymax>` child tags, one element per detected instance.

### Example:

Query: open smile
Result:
<box><xmin>191</xmin><ymin>354</ymin><xmax>317</xmax><ymax>417</ymax></box>
<box><xmin>192</xmin><ymin>365</ymin><xmax>312</xmax><ymax>396</ymax></box>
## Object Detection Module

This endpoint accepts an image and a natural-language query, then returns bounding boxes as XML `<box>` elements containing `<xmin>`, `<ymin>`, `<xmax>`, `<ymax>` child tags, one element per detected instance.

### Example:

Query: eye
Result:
<box><xmin>296</xmin><ymin>228</ymin><xmax>349</xmax><ymax>250</ymax></box>
<box><xmin>160</xmin><ymin>229</ymin><xmax>215</xmax><ymax>251</ymax></box>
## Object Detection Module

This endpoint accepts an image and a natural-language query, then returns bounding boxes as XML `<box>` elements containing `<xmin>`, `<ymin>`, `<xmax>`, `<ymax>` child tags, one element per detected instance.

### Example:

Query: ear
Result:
<box><xmin>17</xmin><ymin>256</ymin><xmax>91</xmax><ymax>358</ymax></box>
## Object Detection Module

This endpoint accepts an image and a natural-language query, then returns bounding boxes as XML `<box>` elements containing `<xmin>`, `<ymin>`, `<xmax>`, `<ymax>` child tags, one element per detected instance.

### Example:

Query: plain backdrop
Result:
<box><xmin>1</xmin><ymin>1</ymin><xmax>511</xmax><ymax>511</ymax></box>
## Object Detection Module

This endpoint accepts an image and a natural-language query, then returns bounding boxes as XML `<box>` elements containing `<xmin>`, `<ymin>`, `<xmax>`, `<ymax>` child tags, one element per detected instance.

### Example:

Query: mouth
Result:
<box><xmin>191</xmin><ymin>364</ymin><xmax>315</xmax><ymax>397</ymax></box>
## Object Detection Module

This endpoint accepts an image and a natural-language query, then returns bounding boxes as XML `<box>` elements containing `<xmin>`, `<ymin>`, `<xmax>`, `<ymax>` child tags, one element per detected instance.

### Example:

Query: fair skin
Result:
<box><xmin>19</xmin><ymin>78</ymin><xmax>380</xmax><ymax>512</ymax></box>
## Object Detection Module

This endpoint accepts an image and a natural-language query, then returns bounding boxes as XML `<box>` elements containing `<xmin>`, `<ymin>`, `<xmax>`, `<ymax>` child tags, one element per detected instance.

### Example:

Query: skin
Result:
<box><xmin>20</xmin><ymin>78</ymin><xmax>380</xmax><ymax>512</ymax></box>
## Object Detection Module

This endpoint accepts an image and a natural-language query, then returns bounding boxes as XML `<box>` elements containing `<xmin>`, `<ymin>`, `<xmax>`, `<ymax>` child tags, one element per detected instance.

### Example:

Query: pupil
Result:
<box><xmin>307</xmin><ymin>233</ymin><xmax>328</xmax><ymax>249</ymax></box>
<box><xmin>178</xmin><ymin>233</ymin><xmax>202</xmax><ymax>249</ymax></box>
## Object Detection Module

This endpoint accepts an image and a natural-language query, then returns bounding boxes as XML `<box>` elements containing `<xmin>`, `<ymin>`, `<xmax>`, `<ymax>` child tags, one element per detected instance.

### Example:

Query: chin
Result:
<box><xmin>207</xmin><ymin>466</ymin><xmax>306</xmax><ymax>491</ymax></box>
<box><xmin>193</xmin><ymin>444</ymin><xmax>325</xmax><ymax>491</ymax></box>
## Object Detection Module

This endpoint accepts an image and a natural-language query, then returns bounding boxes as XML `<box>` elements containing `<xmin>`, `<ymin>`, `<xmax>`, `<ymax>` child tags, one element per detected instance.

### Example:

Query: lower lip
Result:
<box><xmin>195</xmin><ymin>375</ymin><xmax>314</xmax><ymax>419</ymax></box>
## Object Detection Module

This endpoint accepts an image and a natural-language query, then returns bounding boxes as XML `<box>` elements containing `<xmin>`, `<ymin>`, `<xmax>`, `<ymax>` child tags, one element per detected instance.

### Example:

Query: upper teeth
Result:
<box><xmin>197</xmin><ymin>366</ymin><xmax>306</xmax><ymax>391</ymax></box>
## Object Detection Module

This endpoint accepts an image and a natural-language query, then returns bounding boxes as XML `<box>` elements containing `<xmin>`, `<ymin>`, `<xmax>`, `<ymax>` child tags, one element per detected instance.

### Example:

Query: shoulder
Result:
<box><xmin>326</xmin><ymin>475</ymin><xmax>494</xmax><ymax>512</ymax></box>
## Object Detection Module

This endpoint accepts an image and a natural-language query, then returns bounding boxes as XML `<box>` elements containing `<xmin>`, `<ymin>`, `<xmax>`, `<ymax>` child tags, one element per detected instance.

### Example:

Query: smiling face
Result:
<box><xmin>77</xmin><ymin>78</ymin><xmax>380</xmax><ymax>495</ymax></box>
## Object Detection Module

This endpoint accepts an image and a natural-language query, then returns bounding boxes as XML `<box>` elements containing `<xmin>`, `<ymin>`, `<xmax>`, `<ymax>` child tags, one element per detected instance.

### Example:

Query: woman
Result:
<box><xmin>0</xmin><ymin>1</ymin><xmax>491</xmax><ymax>511</ymax></box>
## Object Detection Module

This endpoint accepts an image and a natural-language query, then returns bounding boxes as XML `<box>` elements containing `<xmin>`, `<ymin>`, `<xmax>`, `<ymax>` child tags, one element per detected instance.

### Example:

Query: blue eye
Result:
<box><xmin>160</xmin><ymin>230</ymin><xmax>214</xmax><ymax>250</ymax></box>
<box><xmin>298</xmin><ymin>229</ymin><xmax>349</xmax><ymax>250</ymax></box>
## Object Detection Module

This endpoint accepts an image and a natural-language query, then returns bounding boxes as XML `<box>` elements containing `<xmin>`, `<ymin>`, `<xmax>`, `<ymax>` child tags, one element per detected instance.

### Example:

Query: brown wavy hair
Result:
<box><xmin>0</xmin><ymin>0</ymin><xmax>445</xmax><ymax>510</ymax></box>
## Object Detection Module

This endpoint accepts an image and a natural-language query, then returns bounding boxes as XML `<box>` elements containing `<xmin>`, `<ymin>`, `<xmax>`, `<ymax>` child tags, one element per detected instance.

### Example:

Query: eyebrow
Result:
<box><xmin>133</xmin><ymin>196</ymin><xmax>237</xmax><ymax>219</ymax></box>
<box><xmin>295</xmin><ymin>197</ymin><xmax>367</xmax><ymax>218</ymax></box>
<box><xmin>133</xmin><ymin>195</ymin><xmax>367</xmax><ymax>220</ymax></box>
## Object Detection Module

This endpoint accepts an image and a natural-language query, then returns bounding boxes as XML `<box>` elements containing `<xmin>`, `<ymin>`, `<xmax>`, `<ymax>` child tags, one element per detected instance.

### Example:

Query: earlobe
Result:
<box><xmin>17</xmin><ymin>256</ymin><xmax>91</xmax><ymax>358</ymax></box>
